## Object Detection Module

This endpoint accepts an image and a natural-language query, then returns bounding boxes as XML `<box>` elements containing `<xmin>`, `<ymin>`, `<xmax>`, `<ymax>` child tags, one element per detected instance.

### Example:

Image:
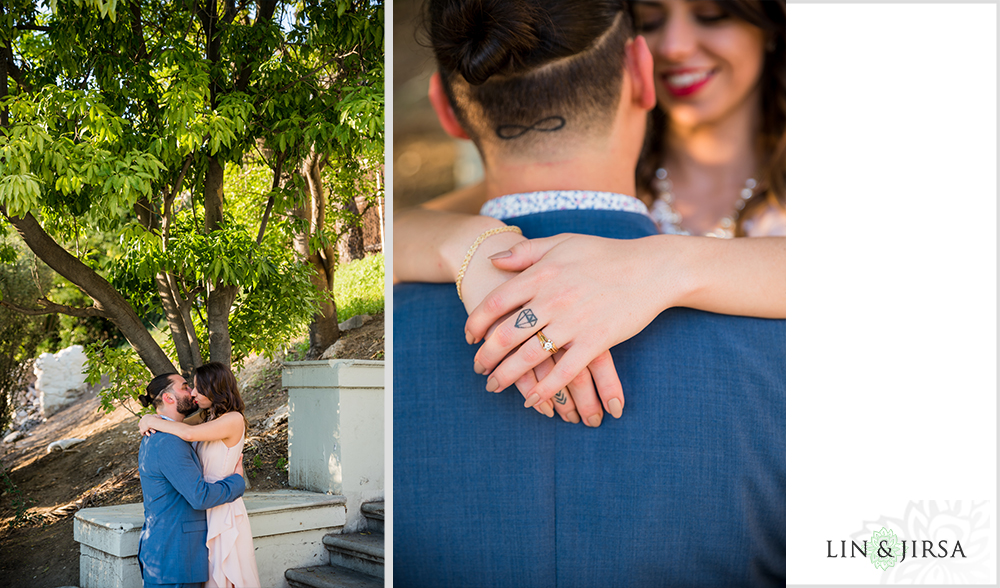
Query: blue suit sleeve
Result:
<box><xmin>159</xmin><ymin>437</ymin><xmax>246</xmax><ymax>510</ymax></box>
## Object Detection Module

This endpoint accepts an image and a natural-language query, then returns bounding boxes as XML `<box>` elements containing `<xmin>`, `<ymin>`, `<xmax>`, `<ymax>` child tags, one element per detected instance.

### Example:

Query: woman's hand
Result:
<box><xmin>467</xmin><ymin>234</ymin><xmax>676</xmax><ymax>413</ymax></box>
<box><xmin>480</xmin><ymin>313</ymin><xmax>614</xmax><ymax>426</ymax></box>
<box><xmin>478</xmin><ymin>307</ymin><xmax>618</xmax><ymax>426</ymax></box>
<box><xmin>460</xmin><ymin>232</ymin><xmax>622</xmax><ymax>426</ymax></box>
<box><xmin>139</xmin><ymin>414</ymin><xmax>161</xmax><ymax>437</ymax></box>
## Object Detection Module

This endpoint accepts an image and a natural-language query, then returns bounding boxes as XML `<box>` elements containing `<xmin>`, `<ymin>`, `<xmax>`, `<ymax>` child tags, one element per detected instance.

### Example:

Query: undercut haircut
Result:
<box><xmin>139</xmin><ymin>372</ymin><xmax>178</xmax><ymax>409</ymax></box>
<box><xmin>428</xmin><ymin>0</ymin><xmax>633</xmax><ymax>148</ymax></box>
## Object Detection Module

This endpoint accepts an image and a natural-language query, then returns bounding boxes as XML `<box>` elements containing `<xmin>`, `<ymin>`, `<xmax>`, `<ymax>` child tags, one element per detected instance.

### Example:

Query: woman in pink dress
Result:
<box><xmin>139</xmin><ymin>362</ymin><xmax>261</xmax><ymax>588</ymax></box>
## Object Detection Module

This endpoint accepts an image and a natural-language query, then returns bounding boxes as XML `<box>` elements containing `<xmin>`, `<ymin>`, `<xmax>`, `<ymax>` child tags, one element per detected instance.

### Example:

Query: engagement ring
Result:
<box><xmin>536</xmin><ymin>331</ymin><xmax>558</xmax><ymax>354</ymax></box>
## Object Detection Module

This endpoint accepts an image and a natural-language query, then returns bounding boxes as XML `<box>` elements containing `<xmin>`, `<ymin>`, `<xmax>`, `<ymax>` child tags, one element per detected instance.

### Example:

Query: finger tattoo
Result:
<box><xmin>515</xmin><ymin>309</ymin><xmax>538</xmax><ymax>328</ymax></box>
<box><xmin>553</xmin><ymin>389</ymin><xmax>568</xmax><ymax>405</ymax></box>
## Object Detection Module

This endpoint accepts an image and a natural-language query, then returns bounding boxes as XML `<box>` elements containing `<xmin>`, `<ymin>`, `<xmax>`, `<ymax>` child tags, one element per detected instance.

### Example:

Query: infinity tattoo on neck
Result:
<box><xmin>496</xmin><ymin>116</ymin><xmax>566</xmax><ymax>140</ymax></box>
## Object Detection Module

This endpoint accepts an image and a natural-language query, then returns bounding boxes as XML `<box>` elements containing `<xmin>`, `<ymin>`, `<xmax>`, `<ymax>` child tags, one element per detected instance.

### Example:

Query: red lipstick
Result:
<box><xmin>663</xmin><ymin>69</ymin><xmax>715</xmax><ymax>98</ymax></box>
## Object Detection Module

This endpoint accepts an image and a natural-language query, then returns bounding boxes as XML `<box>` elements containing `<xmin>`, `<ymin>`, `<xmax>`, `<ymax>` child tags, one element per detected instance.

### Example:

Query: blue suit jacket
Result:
<box><xmin>394</xmin><ymin>210</ymin><xmax>786</xmax><ymax>587</ymax></box>
<box><xmin>137</xmin><ymin>431</ymin><xmax>246</xmax><ymax>585</ymax></box>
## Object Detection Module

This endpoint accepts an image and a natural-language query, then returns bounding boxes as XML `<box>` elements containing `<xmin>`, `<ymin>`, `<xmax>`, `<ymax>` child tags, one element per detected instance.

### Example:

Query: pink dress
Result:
<box><xmin>196</xmin><ymin>434</ymin><xmax>261</xmax><ymax>588</ymax></box>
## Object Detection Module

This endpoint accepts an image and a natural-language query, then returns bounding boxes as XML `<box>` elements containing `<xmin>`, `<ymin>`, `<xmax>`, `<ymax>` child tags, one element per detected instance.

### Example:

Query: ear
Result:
<box><xmin>429</xmin><ymin>72</ymin><xmax>470</xmax><ymax>140</ymax></box>
<box><xmin>624</xmin><ymin>36</ymin><xmax>657</xmax><ymax>111</ymax></box>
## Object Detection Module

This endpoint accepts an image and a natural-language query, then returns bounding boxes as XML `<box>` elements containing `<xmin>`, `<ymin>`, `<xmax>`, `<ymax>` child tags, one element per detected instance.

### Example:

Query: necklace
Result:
<box><xmin>649</xmin><ymin>167</ymin><xmax>757</xmax><ymax>239</ymax></box>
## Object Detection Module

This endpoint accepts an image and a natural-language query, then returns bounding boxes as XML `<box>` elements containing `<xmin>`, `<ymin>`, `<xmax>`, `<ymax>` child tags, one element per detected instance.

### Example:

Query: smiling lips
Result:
<box><xmin>663</xmin><ymin>68</ymin><xmax>715</xmax><ymax>97</ymax></box>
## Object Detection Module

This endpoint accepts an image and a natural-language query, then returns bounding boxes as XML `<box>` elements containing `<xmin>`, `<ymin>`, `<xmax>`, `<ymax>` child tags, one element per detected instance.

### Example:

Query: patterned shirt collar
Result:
<box><xmin>480</xmin><ymin>190</ymin><xmax>650</xmax><ymax>221</ymax></box>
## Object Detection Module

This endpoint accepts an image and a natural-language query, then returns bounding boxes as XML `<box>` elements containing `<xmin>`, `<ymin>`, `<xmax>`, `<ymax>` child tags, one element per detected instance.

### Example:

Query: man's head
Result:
<box><xmin>139</xmin><ymin>373</ymin><xmax>198</xmax><ymax>418</ymax></box>
<box><xmin>427</xmin><ymin>0</ymin><xmax>655</xmax><ymax>168</ymax></box>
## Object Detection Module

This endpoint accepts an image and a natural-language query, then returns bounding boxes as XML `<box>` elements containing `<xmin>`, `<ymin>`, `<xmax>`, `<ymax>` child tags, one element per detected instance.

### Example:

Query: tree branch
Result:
<box><xmin>165</xmin><ymin>153</ymin><xmax>196</xmax><ymax>221</ymax></box>
<box><xmin>134</xmin><ymin>196</ymin><xmax>155</xmax><ymax>231</ymax></box>
<box><xmin>128</xmin><ymin>0</ymin><xmax>150</xmax><ymax>61</ymax></box>
<box><xmin>255</xmin><ymin>150</ymin><xmax>285</xmax><ymax>246</ymax></box>
<box><xmin>221</xmin><ymin>0</ymin><xmax>238</xmax><ymax>26</ymax></box>
<box><xmin>253</xmin><ymin>0</ymin><xmax>280</xmax><ymax>28</ymax></box>
<box><xmin>1</xmin><ymin>3</ymin><xmax>9</xmax><ymax>130</ymax></box>
<box><xmin>6</xmin><ymin>58</ymin><xmax>32</xmax><ymax>94</ymax></box>
<box><xmin>257</xmin><ymin>54</ymin><xmax>342</xmax><ymax>104</ymax></box>
<box><xmin>0</xmin><ymin>297</ymin><xmax>107</xmax><ymax>318</ymax></box>
<box><xmin>0</xmin><ymin>203</ymin><xmax>176</xmax><ymax>374</ymax></box>
<box><xmin>233</xmin><ymin>0</ymin><xmax>280</xmax><ymax>92</ymax></box>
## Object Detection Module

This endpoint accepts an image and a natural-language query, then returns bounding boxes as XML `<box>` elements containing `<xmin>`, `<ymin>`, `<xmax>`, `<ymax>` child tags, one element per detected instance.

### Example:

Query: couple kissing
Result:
<box><xmin>135</xmin><ymin>362</ymin><xmax>260</xmax><ymax>588</ymax></box>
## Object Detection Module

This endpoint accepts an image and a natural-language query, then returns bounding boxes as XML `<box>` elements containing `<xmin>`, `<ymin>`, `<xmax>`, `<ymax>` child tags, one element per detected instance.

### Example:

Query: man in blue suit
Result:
<box><xmin>136</xmin><ymin>373</ymin><xmax>245</xmax><ymax>588</ymax></box>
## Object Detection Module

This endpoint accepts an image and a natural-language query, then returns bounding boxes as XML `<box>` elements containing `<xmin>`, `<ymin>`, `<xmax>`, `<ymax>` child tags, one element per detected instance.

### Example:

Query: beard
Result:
<box><xmin>175</xmin><ymin>394</ymin><xmax>199</xmax><ymax>416</ymax></box>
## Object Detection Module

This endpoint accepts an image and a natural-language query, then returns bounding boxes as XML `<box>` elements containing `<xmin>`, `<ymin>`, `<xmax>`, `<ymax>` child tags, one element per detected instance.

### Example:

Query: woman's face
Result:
<box><xmin>191</xmin><ymin>377</ymin><xmax>213</xmax><ymax>410</ymax></box>
<box><xmin>632</xmin><ymin>0</ymin><xmax>767</xmax><ymax>130</ymax></box>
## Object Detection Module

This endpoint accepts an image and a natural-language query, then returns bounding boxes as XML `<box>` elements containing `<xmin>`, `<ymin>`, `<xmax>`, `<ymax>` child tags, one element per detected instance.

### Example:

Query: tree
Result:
<box><xmin>257</xmin><ymin>0</ymin><xmax>384</xmax><ymax>357</ymax></box>
<box><xmin>0</xmin><ymin>0</ymin><xmax>384</xmax><ymax>379</ymax></box>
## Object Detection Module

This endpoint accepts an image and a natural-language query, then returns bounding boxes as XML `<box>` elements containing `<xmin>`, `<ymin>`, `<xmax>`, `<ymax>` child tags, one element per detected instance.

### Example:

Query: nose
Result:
<box><xmin>655</xmin><ymin>11</ymin><xmax>698</xmax><ymax>63</ymax></box>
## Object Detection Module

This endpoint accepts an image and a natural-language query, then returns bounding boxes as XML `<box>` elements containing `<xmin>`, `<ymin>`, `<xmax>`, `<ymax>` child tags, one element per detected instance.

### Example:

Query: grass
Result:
<box><xmin>283</xmin><ymin>338</ymin><xmax>310</xmax><ymax>362</ymax></box>
<box><xmin>334</xmin><ymin>253</ymin><xmax>384</xmax><ymax>321</ymax></box>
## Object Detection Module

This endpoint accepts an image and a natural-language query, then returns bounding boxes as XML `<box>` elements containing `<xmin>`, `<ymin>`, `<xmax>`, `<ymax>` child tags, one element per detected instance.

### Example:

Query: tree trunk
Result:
<box><xmin>294</xmin><ymin>153</ymin><xmax>340</xmax><ymax>358</ymax></box>
<box><xmin>204</xmin><ymin>156</ymin><xmax>225</xmax><ymax>232</ymax></box>
<box><xmin>154</xmin><ymin>162</ymin><xmax>202</xmax><ymax>374</ymax></box>
<box><xmin>306</xmin><ymin>250</ymin><xmax>338</xmax><ymax>358</ymax></box>
<box><xmin>201</xmin><ymin>155</ymin><xmax>237</xmax><ymax>365</ymax></box>
<box><xmin>336</xmin><ymin>196</ymin><xmax>364</xmax><ymax>263</ymax></box>
<box><xmin>206</xmin><ymin>284</ymin><xmax>238</xmax><ymax>365</ymax></box>
<box><xmin>154</xmin><ymin>272</ymin><xmax>202</xmax><ymax>374</ymax></box>
<box><xmin>2</xmin><ymin>208</ymin><xmax>176</xmax><ymax>375</ymax></box>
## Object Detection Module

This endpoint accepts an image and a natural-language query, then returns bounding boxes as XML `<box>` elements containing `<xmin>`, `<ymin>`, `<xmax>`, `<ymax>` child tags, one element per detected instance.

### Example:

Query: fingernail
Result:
<box><xmin>587</xmin><ymin>414</ymin><xmax>603</xmax><ymax>428</ymax></box>
<box><xmin>541</xmin><ymin>402</ymin><xmax>554</xmax><ymax>418</ymax></box>
<box><xmin>474</xmin><ymin>361</ymin><xmax>485</xmax><ymax>375</ymax></box>
<box><xmin>608</xmin><ymin>398</ymin><xmax>623</xmax><ymax>419</ymax></box>
<box><xmin>565</xmin><ymin>410</ymin><xmax>581</xmax><ymax>424</ymax></box>
<box><xmin>488</xmin><ymin>250</ymin><xmax>512</xmax><ymax>260</ymax></box>
<box><xmin>486</xmin><ymin>377</ymin><xmax>499</xmax><ymax>392</ymax></box>
<box><xmin>523</xmin><ymin>393</ymin><xmax>539</xmax><ymax>408</ymax></box>
<box><xmin>465</xmin><ymin>330</ymin><xmax>474</xmax><ymax>345</ymax></box>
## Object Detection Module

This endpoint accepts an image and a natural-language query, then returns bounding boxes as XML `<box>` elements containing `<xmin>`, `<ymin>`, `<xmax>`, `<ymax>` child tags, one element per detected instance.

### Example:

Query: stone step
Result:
<box><xmin>360</xmin><ymin>501</ymin><xmax>384</xmax><ymax>533</ymax></box>
<box><xmin>286</xmin><ymin>564</ymin><xmax>383</xmax><ymax>588</ymax></box>
<box><xmin>323</xmin><ymin>532</ymin><xmax>384</xmax><ymax>578</ymax></box>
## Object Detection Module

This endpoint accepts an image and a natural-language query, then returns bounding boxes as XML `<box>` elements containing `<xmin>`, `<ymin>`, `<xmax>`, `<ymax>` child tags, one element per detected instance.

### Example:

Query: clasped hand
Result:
<box><xmin>139</xmin><ymin>414</ymin><xmax>161</xmax><ymax>436</ymax></box>
<box><xmin>468</xmin><ymin>234</ymin><xmax>671</xmax><ymax>426</ymax></box>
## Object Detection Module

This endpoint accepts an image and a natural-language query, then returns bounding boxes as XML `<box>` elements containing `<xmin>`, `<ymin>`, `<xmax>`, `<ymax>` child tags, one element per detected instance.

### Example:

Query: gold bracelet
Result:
<box><xmin>455</xmin><ymin>226</ymin><xmax>522</xmax><ymax>302</ymax></box>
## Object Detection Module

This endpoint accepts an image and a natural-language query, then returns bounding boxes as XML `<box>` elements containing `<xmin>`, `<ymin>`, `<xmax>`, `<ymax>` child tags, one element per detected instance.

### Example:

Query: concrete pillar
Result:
<box><xmin>283</xmin><ymin>359</ymin><xmax>384</xmax><ymax>532</ymax></box>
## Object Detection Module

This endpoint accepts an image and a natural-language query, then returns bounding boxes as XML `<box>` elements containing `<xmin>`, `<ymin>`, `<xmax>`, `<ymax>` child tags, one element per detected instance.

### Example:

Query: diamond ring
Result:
<box><xmin>536</xmin><ymin>331</ymin><xmax>558</xmax><ymax>355</ymax></box>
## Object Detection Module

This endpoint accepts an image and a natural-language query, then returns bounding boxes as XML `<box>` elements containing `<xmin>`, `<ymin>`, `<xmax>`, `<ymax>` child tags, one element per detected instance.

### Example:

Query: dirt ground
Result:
<box><xmin>0</xmin><ymin>314</ymin><xmax>384</xmax><ymax>588</ymax></box>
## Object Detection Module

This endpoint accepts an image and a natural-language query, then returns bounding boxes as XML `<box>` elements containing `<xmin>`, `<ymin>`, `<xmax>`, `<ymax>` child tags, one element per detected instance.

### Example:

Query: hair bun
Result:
<box><xmin>434</xmin><ymin>0</ymin><xmax>541</xmax><ymax>85</ymax></box>
<box><xmin>137</xmin><ymin>393</ymin><xmax>153</xmax><ymax>409</ymax></box>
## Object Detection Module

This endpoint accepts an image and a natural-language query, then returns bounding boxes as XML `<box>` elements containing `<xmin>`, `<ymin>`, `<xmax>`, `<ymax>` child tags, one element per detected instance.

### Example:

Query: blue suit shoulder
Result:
<box><xmin>140</xmin><ymin>430</ymin><xmax>194</xmax><ymax>461</ymax></box>
<box><xmin>142</xmin><ymin>433</ymin><xmax>192</xmax><ymax>451</ymax></box>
